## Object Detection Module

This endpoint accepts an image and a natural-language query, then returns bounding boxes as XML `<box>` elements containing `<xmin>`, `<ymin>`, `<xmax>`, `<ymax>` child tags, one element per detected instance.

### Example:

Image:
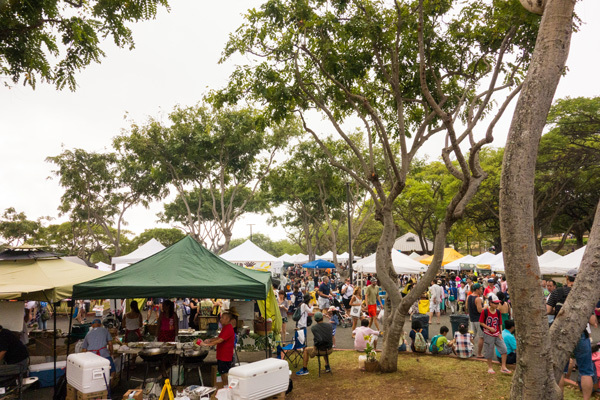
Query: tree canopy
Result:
<box><xmin>0</xmin><ymin>0</ymin><xmax>169</xmax><ymax>90</ymax></box>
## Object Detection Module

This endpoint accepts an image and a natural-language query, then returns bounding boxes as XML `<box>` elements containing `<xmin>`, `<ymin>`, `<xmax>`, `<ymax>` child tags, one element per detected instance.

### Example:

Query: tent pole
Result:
<box><xmin>53</xmin><ymin>301</ymin><xmax>58</xmax><ymax>396</ymax></box>
<box><xmin>264</xmin><ymin>299</ymin><xmax>269</xmax><ymax>359</ymax></box>
<box><xmin>66</xmin><ymin>301</ymin><xmax>74</xmax><ymax>358</ymax></box>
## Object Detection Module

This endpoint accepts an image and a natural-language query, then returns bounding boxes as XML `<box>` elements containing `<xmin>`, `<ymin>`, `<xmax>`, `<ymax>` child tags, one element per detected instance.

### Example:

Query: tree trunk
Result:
<box><xmin>498</xmin><ymin>0</ymin><xmax>576</xmax><ymax>398</ymax></box>
<box><xmin>550</xmin><ymin>202</ymin><xmax>600</xmax><ymax>380</ymax></box>
<box><xmin>376</xmin><ymin>206</ymin><xmax>400</xmax><ymax>372</ymax></box>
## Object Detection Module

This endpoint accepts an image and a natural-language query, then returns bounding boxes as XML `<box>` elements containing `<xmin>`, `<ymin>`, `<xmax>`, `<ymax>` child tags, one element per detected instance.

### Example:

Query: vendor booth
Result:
<box><xmin>540</xmin><ymin>246</ymin><xmax>586</xmax><ymax>275</ymax></box>
<box><xmin>353</xmin><ymin>250</ymin><xmax>427</xmax><ymax>275</ymax></box>
<box><xmin>109</xmin><ymin>238</ymin><xmax>165</xmax><ymax>271</ymax></box>
<box><xmin>302</xmin><ymin>259</ymin><xmax>335</xmax><ymax>269</ymax></box>
<box><xmin>419</xmin><ymin>248</ymin><xmax>464</xmax><ymax>266</ymax></box>
<box><xmin>220</xmin><ymin>240</ymin><xmax>283</xmax><ymax>275</ymax></box>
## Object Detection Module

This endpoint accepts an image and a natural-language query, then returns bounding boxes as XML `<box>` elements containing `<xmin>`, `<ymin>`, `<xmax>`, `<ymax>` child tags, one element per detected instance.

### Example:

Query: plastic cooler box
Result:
<box><xmin>66</xmin><ymin>353</ymin><xmax>110</xmax><ymax>393</ymax></box>
<box><xmin>227</xmin><ymin>358</ymin><xmax>289</xmax><ymax>400</ymax></box>
<box><xmin>29</xmin><ymin>361</ymin><xmax>67</xmax><ymax>388</ymax></box>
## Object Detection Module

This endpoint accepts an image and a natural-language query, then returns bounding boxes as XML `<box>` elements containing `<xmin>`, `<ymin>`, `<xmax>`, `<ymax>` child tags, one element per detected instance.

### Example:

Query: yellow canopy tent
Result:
<box><xmin>0</xmin><ymin>258</ymin><xmax>109</xmax><ymax>302</ymax></box>
<box><xmin>419</xmin><ymin>248</ymin><xmax>465</xmax><ymax>266</ymax></box>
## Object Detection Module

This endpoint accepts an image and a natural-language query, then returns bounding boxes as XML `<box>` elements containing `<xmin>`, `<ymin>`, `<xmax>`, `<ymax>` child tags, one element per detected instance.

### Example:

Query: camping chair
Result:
<box><xmin>277</xmin><ymin>329</ymin><xmax>307</xmax><ymax>369</ymax></box>
<box><xmin>0</xmin><ymin>364</ymin><xmax>25</xmax><ymax>400</ymax></box>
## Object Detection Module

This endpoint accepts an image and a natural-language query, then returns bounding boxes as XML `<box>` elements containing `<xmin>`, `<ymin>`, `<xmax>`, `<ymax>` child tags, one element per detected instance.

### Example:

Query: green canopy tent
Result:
<box><xmin>73</xmin><ymin>236</ymin><xmax>276</xmax><ymax>362</ymax></box>
<box><xmin>72</xmin><ymin>236</ymin><xmax>272</xmax><ymax>300</ymax></box>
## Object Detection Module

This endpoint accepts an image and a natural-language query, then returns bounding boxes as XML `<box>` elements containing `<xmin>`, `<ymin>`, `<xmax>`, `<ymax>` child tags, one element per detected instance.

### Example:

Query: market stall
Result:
<box><xmin>72</xmin><ymin>236</ymin><xmax>282</xmax><ymax>373</ymax></box>
<box><xmin>419</xmin><ymin>248</ymin><xmax>464</xmax><ymax>266</ymax></box>
<box><xmin>220</xmin><ymin>239</ymin><xmax>283</xmax><ymax>274</ymax></box>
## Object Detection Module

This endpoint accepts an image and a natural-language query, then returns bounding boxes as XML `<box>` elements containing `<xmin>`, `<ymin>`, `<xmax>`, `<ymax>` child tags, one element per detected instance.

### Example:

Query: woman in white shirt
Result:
<box><xmin>297</xmin><ymin>294</ymin><xmax>314</xmax><ymax>330</ymax></box>
<box><xmin>458</xmin><ymin>282</ymin><xmax>468</xmax><ymax>313</ymax></box>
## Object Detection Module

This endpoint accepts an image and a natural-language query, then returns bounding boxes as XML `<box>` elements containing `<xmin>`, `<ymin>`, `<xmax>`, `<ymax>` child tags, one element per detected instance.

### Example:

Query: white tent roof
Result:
<box><xmin>278</xmin><ymin>253</ymin><xmax>293</xmax><ymax>262</ymax></box>
<box><xmin>96</xmin><ymin>262</ymin><xmax>112</xmax><ymax>272</ymax></box>
<box><xmin>444</xmin><ymin>254</ymin><xmax>475</xmax><ymax>270</ymax></box>
<box><xmin>353</xmin><ymin>250</ymin><xmax>427</xmax><ymax>275</ymax></box>
<box><xmin>408</xmin><ymin>252</ymin><xmax>421</xmax><ymax>260</ymax></box>
<box><xmin>111</xmin><ymin>238</ymin><xmax>165</xmax><ymax>268</ymax></box>
<box><xmin>291</xmin><ymin>254</ymin><xmax>309</xmax><ymax>264</ymax></box>
<box><xmin>220</xmin><ymin>240</ymin><xmax>283</xmax><ymax>269</ymax></box>
<box><xmin>393</xmin><ymin>232</ymin><xmax>433</xmax><ymax>253</ymax></box>
<box><xmin>538</xmin><ymin>250</ymin><xmax>563</xmax><ymax>264</ymax></box>
<box><xmin>540</xmin><ymin>246</ymin><xmax>586</xmax><ymax>275</ymax></box>
<box><xmin>319</xmin><ymin>251</ymin><xmax>334</xmax><ymax>261</ymax></box>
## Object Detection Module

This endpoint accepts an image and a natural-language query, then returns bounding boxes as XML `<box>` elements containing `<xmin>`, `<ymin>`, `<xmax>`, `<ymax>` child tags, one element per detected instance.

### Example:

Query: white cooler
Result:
<box><xmin>66</xmin><ymin>353</ymin><xmax>110</xmax><ymax>393</ymax></box>
<box><xmin>227</xmin><ymin>359</ymin><xmax>289</xmax><ymax>400</ymax></box>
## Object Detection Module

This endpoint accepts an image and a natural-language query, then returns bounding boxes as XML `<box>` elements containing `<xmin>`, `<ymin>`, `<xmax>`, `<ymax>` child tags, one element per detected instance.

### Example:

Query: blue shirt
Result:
<box><xmin>496</xmin><ymin>329</ymin><xmax>516</xmax><ymax>358</ymax></box>
<box><xmin>318</xmin><ymin>283</ymin><xmax>330</xmax><ymax>296</ymax></box>
<box><xmin>82</xmin><ymin>327</ymin><xmax>112</xmax><ymax>358</ymax></box>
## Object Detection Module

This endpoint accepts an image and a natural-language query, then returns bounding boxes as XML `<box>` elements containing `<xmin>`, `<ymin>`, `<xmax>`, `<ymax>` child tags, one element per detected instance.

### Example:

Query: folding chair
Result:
<box><xmin>277</xmin><ymin>328</ymin><xmax>307</xmax><ymax>369</ymax></box>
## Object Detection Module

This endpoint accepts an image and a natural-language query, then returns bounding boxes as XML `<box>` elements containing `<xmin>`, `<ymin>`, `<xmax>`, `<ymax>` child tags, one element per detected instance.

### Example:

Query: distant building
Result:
<box><xmin>393</xmin><ymin>232</ymin><xmax>433</xmax><ymax>254</ymax></box>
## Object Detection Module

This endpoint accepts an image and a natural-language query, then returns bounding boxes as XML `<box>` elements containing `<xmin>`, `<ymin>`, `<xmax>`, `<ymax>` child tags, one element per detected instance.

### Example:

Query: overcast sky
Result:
<box><xmin>1</xmin><ymin>1</ymin><xmax>598</xmax><ymax>244</ymax></box>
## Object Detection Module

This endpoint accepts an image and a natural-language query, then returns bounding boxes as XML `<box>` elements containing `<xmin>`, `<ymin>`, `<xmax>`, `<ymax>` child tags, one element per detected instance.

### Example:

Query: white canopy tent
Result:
<box><xmin>220</xmin><ymin>239</ymin><xmax>284</xmax><ymax>273</ymax></box>
<box><xmin>353</xmin><ymin>250</ymin><xmax>427</xmax><ymax>275</ymax></box>
<box><xmin>444</xmin><ymin>254</ymin><xmax>475</xmax><ymax>270</ymax></box>
<box><xmin>458</xmin><ymin>252</ymin><xmax>494</xmax><ymax>270</ymax></box>
<box><xmin>96</xmin><ymin>261</ymin><xmax>112</xmax><ymax>272</ymax></box>
<box><xmin>538</xmin><ymin>250</ymin><xmax>563</xmax><ymax>264</ymax></box>
<box><xmin>278</xmin><ymin>253</ymin><xmax>293</xmax><ymax>262</ymax></box>
<box><xmin>540</xmin><ymin>246</ymin><xmax>586</xmax><ymax>275</ymax></box>
<box><xmin>407</xmin><ymin>252</ymin><xmax>421</xmax><ymax>260</ymax></box>
<box><xmin>110</xmin><ymin>238</ymin><xmax>165</xmax><ymax>270</ymax></box>
<box><xmin>291</xmin><ymin>254</ymin><xmax>309</xmax><ymax>264</ymax></box>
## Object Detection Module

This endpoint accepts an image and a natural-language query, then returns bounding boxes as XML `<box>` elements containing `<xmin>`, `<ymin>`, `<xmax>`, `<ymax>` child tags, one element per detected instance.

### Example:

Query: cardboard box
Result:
<box><xmin>122</xmin><ymin>389</ymin><xmax>143</xmax><ymax>400</ymax></box>
<box><xmin>66</xmin><ymin>384</ymin><xmax>77</xmax><ymax>400</ymax></box>
<box><xmin>76</xmin><ymin>390</ymin><xmax>108</xmax><ymax>400</ymax></box>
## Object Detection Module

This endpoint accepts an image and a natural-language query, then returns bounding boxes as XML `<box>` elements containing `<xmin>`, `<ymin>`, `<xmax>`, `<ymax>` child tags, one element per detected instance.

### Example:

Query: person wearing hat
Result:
<box><xmin>365</xmin><ymin>278</ymin><xmax>381</xmax><ymax>330</ymax></box>
<box><xmin>467</xmin><ymin>283</ymin><xmax>484</xmax><ymax>358</ymax></box>
<box><xmin>428</xmin><ymin>279</ymin><xmax>443</xmax><ymax>325</ymax></box>
<box><xmin>295</xmin><ymin>312</ymin><xmax>333</xmax><ymax>376</ymax></box>
<box><xmin>81</xmin><ymin>319</ymin><xmax>116</xmax><ymax>374</ymax></box>
<box><xmin>200</xmin><ymin>309</ymin><xmax>238</xmax><ymax>383</ymax></box>
<box><xmin>547</xmin><ymin>269</ymin><xmax>595</xmax><ymax>400</ymax></box>
<box><xmin>479</xmin><ymin>293</ymin><xmax>510</xmax><ymax>374</ymax></box>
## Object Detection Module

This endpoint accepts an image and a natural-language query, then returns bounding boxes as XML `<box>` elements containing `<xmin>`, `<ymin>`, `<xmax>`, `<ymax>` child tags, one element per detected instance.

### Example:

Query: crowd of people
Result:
<box><xmin>276</xmin><ymin>265</ymin><xmax>600</xmax><ymax>399</ymax></box>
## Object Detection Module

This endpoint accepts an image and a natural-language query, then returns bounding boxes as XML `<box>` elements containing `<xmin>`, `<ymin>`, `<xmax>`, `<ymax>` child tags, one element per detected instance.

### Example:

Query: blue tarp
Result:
<box><xmin>302</xmin><ymin>259</ymin><xmax>335</xmax><ymax>269</ymax></box>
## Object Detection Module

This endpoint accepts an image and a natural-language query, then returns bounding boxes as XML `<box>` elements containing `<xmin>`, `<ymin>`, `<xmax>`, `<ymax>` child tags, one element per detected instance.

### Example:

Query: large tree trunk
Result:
<box><xmin>376</xmin><ymin>205</ymin><xmax>400</xmax><ymax>372</ymax></box>
<box><xmin>377</xmin><ymin>204</ymin><xmax>450</xmax><ymax>372</ymax></box>
<box><xmin>498</xmin><ymin>0</ymin><xmax>576</xmax><ymax>398</ymax></box>
<box><xmin>550</xmin><ymin>203</ymin><xmax>600</xmax><ymax>380</ymax></box>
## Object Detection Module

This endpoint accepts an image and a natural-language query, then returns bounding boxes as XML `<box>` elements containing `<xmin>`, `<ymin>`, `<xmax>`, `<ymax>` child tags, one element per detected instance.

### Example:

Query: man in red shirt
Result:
<box><xmin>480</xmin><ymin>293</ymin><xmax>510</xmax><ymax>374</ymax></box>
<box><xmin>200</xmin><ymin>310</ymin><xmax>237</xmax><ymax>383</ymax></box>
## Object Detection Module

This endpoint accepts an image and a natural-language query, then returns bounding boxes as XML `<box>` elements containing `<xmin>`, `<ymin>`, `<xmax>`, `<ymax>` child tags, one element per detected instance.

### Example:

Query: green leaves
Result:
<box><xmin>0</xmin><ymin>0</ymin><xmax>169</xmax><ymax>90</ymax></box>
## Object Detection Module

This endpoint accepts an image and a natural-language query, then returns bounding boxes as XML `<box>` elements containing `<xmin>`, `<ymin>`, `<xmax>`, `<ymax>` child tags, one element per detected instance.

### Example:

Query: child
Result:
<box><xmin>430</xmin><ymin>326</ymin><xmax>453</xmax><ymax>355</ymax></box>
<box><xmin>452</xmin><ymin>323</ymin><xmax>474</xmax><ymax>358</ymax></box>
<box><xmin>328</xmin><ymin>306</ymin><xmax>339</xmax><ymax>348</ymax></box>
<box><xmin>409</xmin><ymin>320</ymin><xmax>427</xmax><ymax>353</ymax></box>
<box><xmin>480</xmin><ymin>293</ymin><xmax>511</xmax><ymax>374</ymax></box>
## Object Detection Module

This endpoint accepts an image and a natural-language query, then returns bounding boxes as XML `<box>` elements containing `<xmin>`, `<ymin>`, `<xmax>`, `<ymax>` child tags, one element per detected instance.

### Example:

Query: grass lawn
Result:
<box><xmin>286</xmin><ymin>350</ymin><xmax>583</xmax><ymax>399</ymax></box>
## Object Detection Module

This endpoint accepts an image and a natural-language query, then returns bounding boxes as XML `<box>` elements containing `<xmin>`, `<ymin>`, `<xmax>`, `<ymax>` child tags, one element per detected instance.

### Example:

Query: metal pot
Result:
<box><xmin>181</xmin><ymin>349</ymin><xmax>209</xmax><ymax>364</ymax></box>
<box><xmin>139</xmin><ymin>347</ymin><xmax>169</xmax><ymax>362</ymax></box>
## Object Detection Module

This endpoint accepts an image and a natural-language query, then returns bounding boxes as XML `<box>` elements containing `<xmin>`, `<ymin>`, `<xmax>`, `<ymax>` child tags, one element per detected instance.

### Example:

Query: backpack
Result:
<box><xmin>414</xmin><ymin>331</ymin><xmax>428</xmax><ymax>353</ymax></box>
<box><xmin>429</xmin><ymin>334</ymin><xmax>443</xmax><ymax>354</ymax></box>
<box><xmin>292</xmin><ymin>307</ymin><xmax>302</xmax><ymax>322</ymax></box>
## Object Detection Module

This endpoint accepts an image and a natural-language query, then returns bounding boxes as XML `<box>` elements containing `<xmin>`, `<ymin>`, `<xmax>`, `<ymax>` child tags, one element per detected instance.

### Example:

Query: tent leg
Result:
<box><xmin>53</xmin><ymin>301</ymin><xmax>58</xmax><ymax>396</ymax></box>
<box><xmin>264</xmin><ymin>300</ymin><xmax>269</xmax><ymax>359</ymax></box>
<box><xmin>66</xmin><ymin>301</ymin><xmax>74</xmax><ymax>358</ymax></box>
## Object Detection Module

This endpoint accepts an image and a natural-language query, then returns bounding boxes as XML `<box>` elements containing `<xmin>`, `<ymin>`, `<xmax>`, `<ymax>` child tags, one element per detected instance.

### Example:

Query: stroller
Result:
<box><xmin>330</xmin><ymin>295</ymin><xmax>352</xmax><ymax>328</ymax></box>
